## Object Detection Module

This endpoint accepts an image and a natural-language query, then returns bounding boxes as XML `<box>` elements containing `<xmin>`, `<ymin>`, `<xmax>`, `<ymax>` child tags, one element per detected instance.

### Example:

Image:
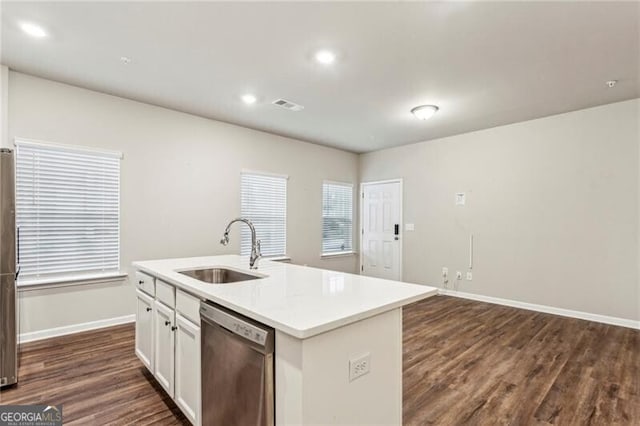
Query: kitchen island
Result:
<box><xmin>133</xmin><ymin>255</ymin><xmax>438</xmax><ymax>425</ymax></box>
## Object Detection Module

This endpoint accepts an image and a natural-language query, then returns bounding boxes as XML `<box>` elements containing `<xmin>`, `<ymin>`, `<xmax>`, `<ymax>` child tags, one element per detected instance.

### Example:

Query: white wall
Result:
<box><xmin>360</xmin><ymin>99</ymin><xmax>639</xmax><ymax>321</ymax></box>
<box><xmin>7</xmin><ymin>70</ymin><xmax>639</xmax><ymax>333</ymax></box>
<box><xmin>7</xmin><ymin>71</ymin><xmax>359</xmax><ymax>334</ymax></box>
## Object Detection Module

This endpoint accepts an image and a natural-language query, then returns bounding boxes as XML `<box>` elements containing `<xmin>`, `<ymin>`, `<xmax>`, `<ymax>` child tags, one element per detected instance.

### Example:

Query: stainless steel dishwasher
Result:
<box><xmin>200</xmin><ymin>301</ymin><xmax>275</xmax><ymax>426</ymax></box>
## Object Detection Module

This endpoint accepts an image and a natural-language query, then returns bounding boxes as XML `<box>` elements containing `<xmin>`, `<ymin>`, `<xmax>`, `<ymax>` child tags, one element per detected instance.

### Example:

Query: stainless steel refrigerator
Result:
<box><xmin>0</xmin><ymin>147</ymin><xmax>17</xmax><ymax>388</ymax></box>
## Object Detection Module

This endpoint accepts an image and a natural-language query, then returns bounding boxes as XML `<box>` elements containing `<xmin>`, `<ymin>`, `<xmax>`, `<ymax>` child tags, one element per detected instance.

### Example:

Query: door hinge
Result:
<box><xmin>361</xmin><ymin>229</ymin><xmax>364</xmax><ymax>235</ymax></box>
<box><xmin>361</xmin><ymin>265</ymin><xmax>364</xmax><ymax>272</ymax></box>
<box><xmin>361</xmin><ymin>192</ymin><xmax>364</xmax><ymax>199</ymax></box>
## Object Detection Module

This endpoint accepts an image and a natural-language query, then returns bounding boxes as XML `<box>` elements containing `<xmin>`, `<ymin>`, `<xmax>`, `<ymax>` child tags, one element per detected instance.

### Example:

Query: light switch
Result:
<box><xmin>405</xmin><ymin>223</ymin><xmax>415</xmax><ymax>231</ymax></box>
<box><xmin>456</xmin><ymin>193</ymin><xmax>466</xmax><ymax>206</ymax></box>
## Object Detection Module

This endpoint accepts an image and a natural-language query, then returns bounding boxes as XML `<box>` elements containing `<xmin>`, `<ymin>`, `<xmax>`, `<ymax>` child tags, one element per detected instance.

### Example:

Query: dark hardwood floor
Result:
<box><xmin>404</xmin><ymin>296</ymin><xmax>639</xmax><ymax>425</ymax></box>
<box><xmin>1</xmin><ymin>295</ymin><xmax>638</xmax><ymax>425</ymax></box>
<box><xmin>0</xmin><ymin>323</ymin><xmax>189</xmax><ymax>425</ymax></box>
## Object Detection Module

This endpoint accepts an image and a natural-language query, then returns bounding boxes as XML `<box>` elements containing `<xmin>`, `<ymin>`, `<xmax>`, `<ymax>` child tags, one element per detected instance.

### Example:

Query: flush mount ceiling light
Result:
<box><xmin>315</xmin><ymin>50</ymin><xmax>336</xmax><ymax>65</ymax></box>
<box><xmin>19</xmin><ymin>21</ymin><xmax>47</xmax><ymax>38</ymax></box>
<box><xmin>411</xmin><ymin>105</ymin><xmax>439</xmax><ymax>121</ymax></box>
<box><xmin>120</xmin><ymin>56</ymin><xmax>132</xmax><ymax>64</ymax></box>
<box><xmin>606</xmin><ymin>80</ymin><xmax>618</xmax><ymax>88</ymax></box>
<box><xmin>241</xmin><ymin>94</ymin><xmax>257</xmax><ymax>105</ymax></box>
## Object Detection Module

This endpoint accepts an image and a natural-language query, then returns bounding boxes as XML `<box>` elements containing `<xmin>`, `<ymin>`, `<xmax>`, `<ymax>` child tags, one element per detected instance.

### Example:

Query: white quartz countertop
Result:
<box><xmin>133</xmin><ymin>255</ymin><xmax>438</xmax><ymax>339</ymax></box>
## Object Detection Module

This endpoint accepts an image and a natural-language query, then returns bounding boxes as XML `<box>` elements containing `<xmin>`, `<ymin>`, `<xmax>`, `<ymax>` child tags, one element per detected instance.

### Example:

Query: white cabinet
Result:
<box><xmin>175</xmin><ymin>313</ymin><xmax>201</xmax><ymax>426</ymax></box>
<box><xmin>154</xmin><ymin>300</ymin><xmax>175</xmax><ymax>398</ymax></box>
<box><xmin>136</xmin><ymin>271</ymin><xmax>201</xmax><ymax>426</ymax></box>
<box><xmin>135</xmin><ymin>290</ymin><xmax>154</xmax><ymax>370</ymax></box>
<box><xmin>135</xmin><ymin>271</ymin><xmax>155</xmax><ymax>296</ymax></box>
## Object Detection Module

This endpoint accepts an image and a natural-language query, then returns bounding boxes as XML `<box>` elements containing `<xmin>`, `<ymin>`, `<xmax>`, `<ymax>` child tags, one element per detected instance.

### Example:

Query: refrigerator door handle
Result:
<box><xmin>15</xmin><ymin>225</ymin><xmax>20</xmax><ymax>279</ymax></box>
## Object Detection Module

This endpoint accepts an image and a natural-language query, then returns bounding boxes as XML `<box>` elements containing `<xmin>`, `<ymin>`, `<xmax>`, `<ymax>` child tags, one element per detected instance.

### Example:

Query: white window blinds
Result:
<box><xmin>240</xmin><ymin>172</ymin><xmax>287</xmax><ymax>257</ymax></box>
<box><xmin>322</xmin><ymin>182</ymin><xmax>353</xmax><ymax>254</ymax></box>
<box><xmin>15</xmin><ymin>140</ymin><xmax>121</xmax><ymax>282</ymax></box>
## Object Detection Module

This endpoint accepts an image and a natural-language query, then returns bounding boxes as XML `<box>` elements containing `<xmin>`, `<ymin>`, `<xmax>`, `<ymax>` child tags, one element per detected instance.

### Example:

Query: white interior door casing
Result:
<box><xmin>361</xmin><ymin>180</ymin><xmax>402</xmax><ymax>281</ymax></box>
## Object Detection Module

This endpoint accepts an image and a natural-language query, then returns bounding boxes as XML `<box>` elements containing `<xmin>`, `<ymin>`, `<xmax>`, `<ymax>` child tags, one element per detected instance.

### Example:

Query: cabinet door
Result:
<box><xmin>175</xmin><ymin>313</ymin><xmax>201</xmax><ymax>426</ymax></box>
<box><xmin>154</xmin><ymin>300</ymin><xmax>175</xmax><ymax>397</ymax></box>
<box><xmin>135</xmin><ymin>290</ymin><xmax>154</xmax><ymax>371</ymax></box>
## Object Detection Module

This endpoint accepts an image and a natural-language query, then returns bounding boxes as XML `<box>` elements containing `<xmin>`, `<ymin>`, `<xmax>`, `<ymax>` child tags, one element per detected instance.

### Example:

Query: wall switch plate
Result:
<box><xmin>456</xmin><ymin>192</ymin><xmax>466</xmax><ymax>206</ymax></box>
<box><xmin>456</xmin><ymin>271</ymin><xmax>463</xmax><ymax>280</ymax></box>
<box><xmin>466</xmin><ymin>272</ymin><xmax>473</xmax><ymax>281</ymax></box>
<box><xmin>349</xmin><ymin>353</ymin><xmax>371</xmax><ymax>381</ymax></box>
<box><xmin>405</xmin><ymin>223</ymin><xmax>415</xmax><ymax>231</ymax></box>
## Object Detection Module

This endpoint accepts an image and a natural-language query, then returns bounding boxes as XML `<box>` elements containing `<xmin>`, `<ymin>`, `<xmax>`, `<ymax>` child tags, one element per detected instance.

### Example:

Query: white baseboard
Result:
<box><xmin>19</xmin><ymin>314</ymin><xmax>136</xmax><ymax>343</ymax></box>
<box><xmin>439</xmin><ymin>289</ymin><xmax>640</xmax><ymax>330</ymax></box>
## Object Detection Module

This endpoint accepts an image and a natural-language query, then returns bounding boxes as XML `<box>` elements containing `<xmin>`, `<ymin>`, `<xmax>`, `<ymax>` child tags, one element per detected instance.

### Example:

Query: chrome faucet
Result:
<box><xmin>220</xmin><ymin>218</ymin><xmax>262</xmax><ymax>269</ymax></box>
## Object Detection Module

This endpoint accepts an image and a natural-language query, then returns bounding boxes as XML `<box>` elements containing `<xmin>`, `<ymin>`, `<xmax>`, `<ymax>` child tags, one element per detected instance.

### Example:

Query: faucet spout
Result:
<box><xmin>220</xmin><ymin>218</ymin><xmax>262</xmax><ymax>269</ymax></box>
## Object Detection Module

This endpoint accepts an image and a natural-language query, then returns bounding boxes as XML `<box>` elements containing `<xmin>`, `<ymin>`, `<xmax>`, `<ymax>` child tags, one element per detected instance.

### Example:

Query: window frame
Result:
<box><xmin>14</xmin><ymin>138</ymin><xmax>124</xmax><ymax>288</ymax></box>
<box><xmin>321</xmin><ymin>180</ymin><xmax>355</xmax><ymax>257</ymax></box>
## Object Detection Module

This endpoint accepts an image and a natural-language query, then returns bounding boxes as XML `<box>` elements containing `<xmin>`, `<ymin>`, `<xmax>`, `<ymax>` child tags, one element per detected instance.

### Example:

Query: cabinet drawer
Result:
<box><xmin>156</xmin><ymin>279</ymin><xmax>176</xmax><ymax>308</ymax></box>
<box><xmin>135</xmin><ymin>271</ymin><xmax>155</xmax><ymax>297</ymax></box>
<box><xmin>176</xmin><ymin>289</ymin><xmax>201</xmax><ymax>325</ymax></box>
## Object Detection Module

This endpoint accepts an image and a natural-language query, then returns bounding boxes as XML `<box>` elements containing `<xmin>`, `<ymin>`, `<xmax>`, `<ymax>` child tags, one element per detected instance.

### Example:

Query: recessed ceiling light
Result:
<box><xmin>411</xmin><ymin>105</ymin><xmax>439</xmax><ymax>121</ymax></box>
<box><xmin>19</xmin><ymin>21</ymin><xmax>47</xmax><ymax>38</ymax></box>
<box><xmin>241</xmin><ymin>94</ymin><xmax>257</xmax><ymax>105</ymax></box>
<box><xmin>120</xmin><ymin>56</ymin><xmax>132</xmax><ymax>64</ymax></box>
<box><xmin>606</xmin><ymin>80</ymin><xmax>618</xmax><ymax>88</ymax></box>
<box><xmin>315</xmin><ymin>50</ymin><xmax>336</xmax><ymax>65</ymax></box>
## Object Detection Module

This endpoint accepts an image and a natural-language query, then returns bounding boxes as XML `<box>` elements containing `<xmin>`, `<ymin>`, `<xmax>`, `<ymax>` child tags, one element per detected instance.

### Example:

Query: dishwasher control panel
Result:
<box><xmin>201</xmin><ymin>303</ymin><xmax>271</xmax><ymax>348</ymax></box>
<box><xmin>231</xmin><ymin>321</ymin><xmax>267</xmax><ymax>345</ymax></box>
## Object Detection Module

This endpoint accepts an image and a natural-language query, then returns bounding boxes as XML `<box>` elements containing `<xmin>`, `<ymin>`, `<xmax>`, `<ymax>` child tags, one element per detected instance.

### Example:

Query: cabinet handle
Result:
<box><xmin>171</xmin><ymin>326</ymin><xmax>177</xmax><ymax>331</ymax></box>
<box><xmin>165</xmin><ymin>320</ymin><xmax>171</xmax><ymax>326</ymax></box>
<box><xmin>138</xmin><ymin>280</ymin><xmax>144</xmax><ymax>285</ymax></box>
<box><xmin>146</xmin><ymin>307</ymin><xmax>152</xmax><ymax>312</ymax></box>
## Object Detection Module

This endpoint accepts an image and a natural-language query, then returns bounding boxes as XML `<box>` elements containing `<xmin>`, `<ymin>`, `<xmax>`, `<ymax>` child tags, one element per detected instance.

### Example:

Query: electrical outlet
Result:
<box><xmin>456</xmin><ymin>271</ymin><xmax>463</xmax><ymax>280</ymax></box>
<box><xmin>466</xmin><ymin>272</ymin><xmax>473</xmax><ymax>281</ymax></box>
<box><xmin>349</xmin><ymin>353</ymin><xmax>371</xmax><ymax>381</ymax></box>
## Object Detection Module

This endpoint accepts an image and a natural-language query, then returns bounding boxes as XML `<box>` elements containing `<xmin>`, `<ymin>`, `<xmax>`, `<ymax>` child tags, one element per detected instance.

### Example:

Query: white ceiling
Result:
<box><xmin>2</xmin><ymin>1</ymin><xmax>638</xmax><ymax>153</ymax></box>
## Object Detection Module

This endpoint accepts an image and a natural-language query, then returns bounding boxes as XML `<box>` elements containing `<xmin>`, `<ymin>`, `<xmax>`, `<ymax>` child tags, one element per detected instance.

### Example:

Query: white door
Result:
<box><xmin>154</xmin><ymin>300</ymin><xmax>175</xmax><ymax>398</ymax></box>
<box><xmin>135</xmin><ymin>290</ymin><xmax>154</xmax><ymax>370</ymax></box>
<box><xmin>175</xmin><ymin>313</ymin><xmax>201</xmax><ymax>426</ymax></box>
<box><xmin>361</xmin><ymin>180</ymin><xmax>402</xmax><ymax>280</ymax></box>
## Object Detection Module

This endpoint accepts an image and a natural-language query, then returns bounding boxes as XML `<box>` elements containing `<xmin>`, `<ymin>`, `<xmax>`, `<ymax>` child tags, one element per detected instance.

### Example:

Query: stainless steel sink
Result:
<box><xmin>178</xmin><ymin>268</ymin><xmax>262</xmax><ymax>284</ymax></box>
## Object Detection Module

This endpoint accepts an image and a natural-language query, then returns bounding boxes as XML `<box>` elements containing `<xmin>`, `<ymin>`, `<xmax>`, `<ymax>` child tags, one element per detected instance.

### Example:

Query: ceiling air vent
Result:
<box><xmin>272</xmin><ymin>98</ymin><xmax>304</xmax><ymax>111</ymax></box>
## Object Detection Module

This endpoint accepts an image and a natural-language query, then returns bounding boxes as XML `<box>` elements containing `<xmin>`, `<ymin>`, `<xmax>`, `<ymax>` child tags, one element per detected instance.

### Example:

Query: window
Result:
<box><xmin>15</xmin><ymin>139</ymin><xmax>121</xmax><ymax>284</ymax></box>
<box><xmin>322</xmin><ymin>181</ymin><xmax>353</xmax><ymax>255</ymax></box>
<box><xmin>240</xmin><ymin>172</ymin><xmax>287</xmax><ymax>257</ymax></box>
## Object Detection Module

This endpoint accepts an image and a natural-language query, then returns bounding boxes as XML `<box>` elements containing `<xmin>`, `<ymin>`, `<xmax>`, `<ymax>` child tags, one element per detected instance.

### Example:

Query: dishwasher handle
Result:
<box><xmin>200</xmin><ymin>302</ymin><xmax>274</xmax><ymax>352</ymax></box>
